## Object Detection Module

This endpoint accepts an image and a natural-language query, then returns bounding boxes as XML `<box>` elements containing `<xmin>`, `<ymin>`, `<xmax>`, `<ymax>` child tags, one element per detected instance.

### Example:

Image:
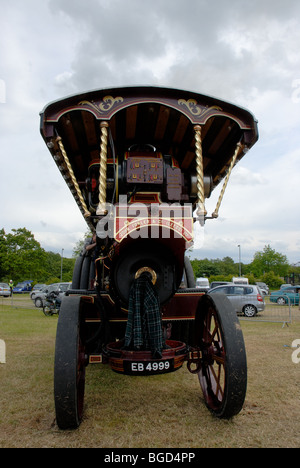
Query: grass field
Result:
<box><xmin>0</xmin><ymin>295</ymin><xmax>300</xmax><ymax>448</ymax></box>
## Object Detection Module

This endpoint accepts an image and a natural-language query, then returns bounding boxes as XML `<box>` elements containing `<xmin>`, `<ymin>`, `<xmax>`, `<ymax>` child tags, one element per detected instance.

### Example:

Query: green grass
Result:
<box><xmin>1</xmin><ymin>298</ymin><xmax>300</xmax><ymax>448</ymax></box>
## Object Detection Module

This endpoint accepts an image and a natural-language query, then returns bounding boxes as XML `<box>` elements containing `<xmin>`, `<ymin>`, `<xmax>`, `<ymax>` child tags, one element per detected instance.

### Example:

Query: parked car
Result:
<box><xmin>209</xmin><ymin>284</ymin><xmax>265</xmax><ymax>317</ymax></box>
<box><xmin>13</xmin><ymin>281</ymin><xmax>33</xmax><ymax>293</ymax></box>
<box><xmin>32</xmin><ymin>282</ymin><xmax>72</xmax><ymax>308</ymax></box>
<box><xmin>0</xmin><ymin>283</ymin><xmax>11</xmax><ymax>297</ymax></box>
<box><xmin>232</xmin><ymin>277</ymin><xmax>249</xmax><ymax>285</ymax></box>
<box><xmin>270</xmin><ymin>286</ymin><xmax>300</xmax><ymax>305</ymax></box>
<box><xmin>255</xmin><ymin>282</ymin><xmax>269</xmax><ymax>295</ymax></box>
<box><xmin>209</xmin><ymin>281</ymin><xmax>231</xmax><ymax>289</ymax></box>
<box><xmin>30</xmin><ymin>284</ymin><xmax>47</xmax><ymax>299</ymax></box>
<box><xmin>196</xmin><ymin>277</ymin><xmax>210</xmax><ymax>290</ymax></box>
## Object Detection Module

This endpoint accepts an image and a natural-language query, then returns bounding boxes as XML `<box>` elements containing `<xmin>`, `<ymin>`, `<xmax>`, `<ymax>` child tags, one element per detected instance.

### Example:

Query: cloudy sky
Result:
<box><xmin>1</xmin><ymin>0</ymin><xmax>300</xmax><ymax>264</ymax></box>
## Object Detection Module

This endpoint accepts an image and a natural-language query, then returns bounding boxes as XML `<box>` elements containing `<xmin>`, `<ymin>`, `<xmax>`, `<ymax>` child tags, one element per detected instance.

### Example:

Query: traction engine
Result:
<box><xmin>40</xmin><ymin>86</ymin><xmax>258</xmax><ymax>429</ymax></box>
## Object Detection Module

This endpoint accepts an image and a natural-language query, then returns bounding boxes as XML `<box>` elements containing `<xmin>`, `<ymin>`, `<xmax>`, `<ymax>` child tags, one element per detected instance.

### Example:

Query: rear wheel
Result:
<box><xmin>276</xmin><ymin>297</ymin><xmax>287</xmax><ymax>305</ymax></box>
<box><xmin>54</xmin><ymin>296</ymin><xmax>87</xmax><ymax>429</ymax></box>
<box><xmin>195</xmin><ymin>294</ymin><xmax>247</xmax><ymax>418</ymax></box>
<box><xmin>35</xmin><ymin>297</ymin><xmax>43</xmax><ymax>308</ymax></box>
<box><xmin>243</xmin><ymin>304</ymin><xmax>257</xmax><ymax>317</ymax></box>
<box><xmin>72</xmin><ymin>250</ymin><xmax>96</xmax><ymax>291</ymax></box>
<box><xmin>184</xmin><ymin>256</ymin><xmax>196</xmax><ymax>288</ymax></box>
<box><xmin>43</xmin><ymin>304</ymin><xmax>54</xmax><ymax>316</ymax></box>
<box><xmin>80</xmin><ymin>255</ymin><xmax>91</xmax><ymax>289</ymax></box>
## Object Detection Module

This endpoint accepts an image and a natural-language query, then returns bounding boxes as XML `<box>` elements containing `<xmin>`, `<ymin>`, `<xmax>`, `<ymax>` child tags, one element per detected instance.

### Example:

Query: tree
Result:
<box><xmin>190</xmin><ymin>258</ymin><xmax>222</xmax><ymax>278</ymax></box>
<box><xmin>44</xmin><ymin>251</ymin><xmax>75</xmax><ymax>282</ymax></box>
<box><xmin>218</xmin><ymin>257</ymin><xmax>237</xmax><ymax>276</ymax></box>
<box><xmin>260</xmin><ymin>271</ymin><xmax>283</xmax><ymax>289</ymax></box>
<box><xmin>72</xmin><ymin>230</ymin><xmax>93</xmax><ymax>257</ymax></box>
<box><xmin>1</xmin><ymin>227</ymin><xmax>76</xmax><ymax>284</ymax></box>
<box><xmin>0</xmin><ymin>228</ymin><xmax>47</xmax><ymax>282</ymax></box>
<box><xmin>0</xmin><ymin>228</ymin><xmax>8</xmax><ymax>279</ymax></box>
<box><xmin>44</xmin><ymin>251</ymin><xmax>62</xmax><ymax>279</ymax></box>
<box><xmin>250</xmin><ymin>245</ymin><xmax>289</xmax><ymax>277</ymax></box>
<box><xmin>190</xmin><ymin>256</ymin><xmax>239</xmax><ymax>279</ymax></box>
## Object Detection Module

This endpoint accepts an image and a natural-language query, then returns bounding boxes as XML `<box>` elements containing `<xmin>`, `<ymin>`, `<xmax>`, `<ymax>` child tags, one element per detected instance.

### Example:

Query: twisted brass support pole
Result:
<box><xmin>212</xmin><ymin>142</ymin><xmax>244</xmax><ymax>219</ymax></box>
<box><xmin>96</xmin><ymin>121</ymin><xmax>109</xmax><ymax>215</ymax></box>
<box><xmin>56</xmin><ymin>137</ymin><xmax>91</xmax><ymax>218</ymax></box>
<box><xmin>194</xmin><ymin>125</ymin><xmax>207</xmax><ymax>223</ymax></box>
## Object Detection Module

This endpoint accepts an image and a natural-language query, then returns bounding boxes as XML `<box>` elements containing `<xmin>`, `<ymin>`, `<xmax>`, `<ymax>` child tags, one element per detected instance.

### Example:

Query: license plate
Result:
<box><xmin>124</xmin><ymin>359</ymin><xmax>174</xmax><ymax>375</ymax></box>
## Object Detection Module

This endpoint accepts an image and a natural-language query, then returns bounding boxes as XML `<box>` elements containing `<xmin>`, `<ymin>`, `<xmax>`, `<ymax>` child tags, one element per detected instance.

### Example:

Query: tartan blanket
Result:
<box><xmin>124</xmin><ymin>273</ymin><xmax>164</xmax><ymax>358</ymax></box>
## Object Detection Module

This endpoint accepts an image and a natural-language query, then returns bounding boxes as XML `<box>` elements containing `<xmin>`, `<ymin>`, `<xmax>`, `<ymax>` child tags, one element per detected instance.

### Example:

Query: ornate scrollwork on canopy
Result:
<box><xmin>79</xmin><ymin>95</ymin><xmax>124</xmax><ymax>115</ymax></box>
<box><xmin>178</xmin><ymin>98</ymin><xmax>222</xmax><ymax>119</ymax></box>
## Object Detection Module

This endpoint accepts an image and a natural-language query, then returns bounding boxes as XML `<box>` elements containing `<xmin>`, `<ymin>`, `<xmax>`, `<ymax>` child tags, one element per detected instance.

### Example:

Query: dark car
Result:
<box><xmin>13</xmin><ymin>281</ymin><xmax>33</xmax><ymax>293</ymax></box>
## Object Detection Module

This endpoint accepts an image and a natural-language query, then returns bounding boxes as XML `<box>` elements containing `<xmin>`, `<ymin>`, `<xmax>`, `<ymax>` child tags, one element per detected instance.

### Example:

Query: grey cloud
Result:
<box><xmin>48</xmin><ymin>0</ymin><xmax>300</xmax><ymax>103</ymax></box>
<box><xmin>1</xmin><ymin>0</ymin><xmax>300</xmax><ymax>261</ymax></box>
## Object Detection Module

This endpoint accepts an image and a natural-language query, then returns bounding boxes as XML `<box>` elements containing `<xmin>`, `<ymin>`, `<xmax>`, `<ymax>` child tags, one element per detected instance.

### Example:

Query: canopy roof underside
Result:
<box><xmin>40</xmin><ymin>85</ymin><xmax>258</xmax><ymax>204</ymax></box>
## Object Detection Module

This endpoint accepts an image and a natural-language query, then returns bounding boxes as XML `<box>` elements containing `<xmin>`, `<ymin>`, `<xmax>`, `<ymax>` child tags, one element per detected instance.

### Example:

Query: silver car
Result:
<box><xmin>32</xmin><ymin>282</ymin><xmax>71</xmax><ymax>308</ymax></box>
<box><xmin>30</xmin><ymin>284</ymin><xmax>47</xmax><ymax>299</ymax></box>
<box><xmin>0</xmin><ymin>283</ymin><xmax>11</xmax><ymax>297</ymax></box>
<box><xmin>209</xmin><ymin>284</ymin><xmax>265</xmax><ymax>317</ymax></box>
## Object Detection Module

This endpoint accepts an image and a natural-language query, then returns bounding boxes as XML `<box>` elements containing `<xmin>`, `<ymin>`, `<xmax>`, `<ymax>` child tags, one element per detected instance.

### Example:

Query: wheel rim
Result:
<box><xmin>43</xmin><ymin>305</ymin><xmax>52</xmax><ymax>316</ymax></box>
<box><xmin>243</xmin><ymin>305</ymin><xmax>256</xmax><ymax>317</ymax></box>
<box><xmin>277</xmin><ymin>297</ymin><xmax>286</xmax><ymax>305</ymax></box>
<box><xmin>198</xmin><ymin>305</ymin><xmax>226</xmax><ymax>412</ymax></box>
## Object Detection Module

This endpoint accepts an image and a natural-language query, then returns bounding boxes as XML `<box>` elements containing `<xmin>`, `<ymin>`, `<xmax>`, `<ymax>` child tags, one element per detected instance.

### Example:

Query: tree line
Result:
<box><xmin>190</xmin><ymin>245</ymin><xmax>300</xmax><ymax>289</ymax></box>
<box><xmin>0</xmin><ymin>228</ymin><xmax>75</xmax><ymax>284</ymax></box>
<box><xmin>1</xmin><ymin>228</ymin><xmax>299</xmax><ymax>289</ymax></box>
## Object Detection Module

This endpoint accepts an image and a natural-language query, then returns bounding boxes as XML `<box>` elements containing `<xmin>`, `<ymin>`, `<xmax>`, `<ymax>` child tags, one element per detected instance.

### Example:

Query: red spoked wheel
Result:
<box><xmin>195</xmin><ymin>294</ymin><xmax>247</xmax><ymax>419</ymax></box>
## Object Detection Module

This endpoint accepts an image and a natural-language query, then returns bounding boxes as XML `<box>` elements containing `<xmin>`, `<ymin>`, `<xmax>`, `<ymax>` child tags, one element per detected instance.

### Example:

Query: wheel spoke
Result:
<box><xmin>208</xmin><ymin>362</ymin><xmax>225</xmax><ymax>399</ymax></box>
<box><xmin>210</xmin><ymin>352</ymin><xmax>225</xmax><ymax>365</ymax></box>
